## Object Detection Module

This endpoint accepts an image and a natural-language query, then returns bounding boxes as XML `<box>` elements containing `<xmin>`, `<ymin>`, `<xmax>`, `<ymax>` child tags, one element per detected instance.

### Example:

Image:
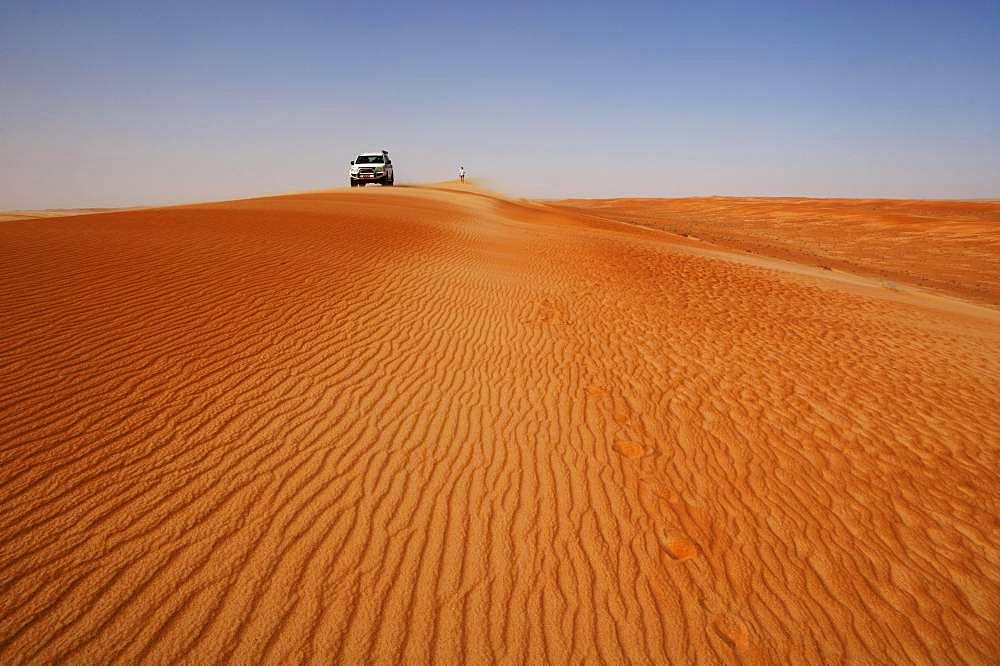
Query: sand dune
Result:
<box><xmin>1</xmin><ymin>185</ymin><xmax>998</xmax><ymax>663</ymax></box>
<box><xmin>554</xmin><ymin>197</ymin><xmax>1000</xmax><ymax>306</ymax></box>
<box><xmin>0</xmin><ymin>209</ymin><xmax>118</xmax><ymax>223</ymax></box>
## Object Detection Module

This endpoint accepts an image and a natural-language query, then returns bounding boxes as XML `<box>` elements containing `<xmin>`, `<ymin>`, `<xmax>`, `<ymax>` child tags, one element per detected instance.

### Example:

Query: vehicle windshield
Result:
<box><xmin>355</xmin><ymin>155</ymin><xmax>384</xmax><ymax>164</ymax></box>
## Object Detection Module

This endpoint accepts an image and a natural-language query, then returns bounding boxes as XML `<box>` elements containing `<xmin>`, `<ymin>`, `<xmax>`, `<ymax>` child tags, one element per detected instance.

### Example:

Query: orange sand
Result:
<box><xmin>554</xmin><ymin>196</ymin><xmax>1000</xmax><ymax>305</ymax></box>
<box><xmin>1</xmin><ymin>186</ymin><xmax>998</xmax><ymax>663</ymax></box>
<box><xmin>0</xmin><ymin>209</ymin><xmax>117</xmax><ymax>223</ymax></box>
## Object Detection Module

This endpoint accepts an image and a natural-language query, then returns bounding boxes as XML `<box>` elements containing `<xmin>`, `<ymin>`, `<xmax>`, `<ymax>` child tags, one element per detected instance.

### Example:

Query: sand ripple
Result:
<box><xmin>1</xmin><ymin>187</ymin><xmax>998</xmax><ymax>663</ymax></box>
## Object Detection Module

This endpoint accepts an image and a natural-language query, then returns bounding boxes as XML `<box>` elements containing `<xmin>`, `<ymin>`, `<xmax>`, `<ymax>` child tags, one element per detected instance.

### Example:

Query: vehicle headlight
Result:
<box><xmin>350</xmin><ymin>166</ymin><xmax>359</xmax><ymax>174</ymax></box>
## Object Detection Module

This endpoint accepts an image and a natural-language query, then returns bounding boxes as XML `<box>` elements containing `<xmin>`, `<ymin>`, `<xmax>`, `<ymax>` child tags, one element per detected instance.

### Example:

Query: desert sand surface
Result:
<box><xmin>554</xmin><ymin>197</ymin><xmax>1000</xmax><ymax>306</ymax></box>
<box><xmin>1</xmin><ymin>185</ymin><xmax>999</xmax><ymax>663</ymax></box>
<box><xmin>0</xmin><ymin>209</ymin><xmax>118</xmax><ymax>223</ymax></box>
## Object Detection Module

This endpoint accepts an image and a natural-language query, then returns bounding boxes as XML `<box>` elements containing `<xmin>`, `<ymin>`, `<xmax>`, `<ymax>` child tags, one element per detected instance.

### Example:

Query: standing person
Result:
<box><xmin>458</xmin><ymin>165</ymin><xmax>466</xmax><ymax>183</ymax></box>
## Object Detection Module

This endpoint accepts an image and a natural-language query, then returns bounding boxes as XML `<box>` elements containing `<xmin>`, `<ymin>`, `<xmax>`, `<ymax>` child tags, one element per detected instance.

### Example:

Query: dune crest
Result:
<box><xmin>1</xmin><ymin>186</ymin><xmax>998</xmax><ymax>663</ymax></box>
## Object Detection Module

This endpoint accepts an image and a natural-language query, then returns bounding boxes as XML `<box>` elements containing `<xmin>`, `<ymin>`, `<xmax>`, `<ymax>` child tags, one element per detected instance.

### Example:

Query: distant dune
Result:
<box><xmin>1</xmin><ymin>185</ymin><xmax>998</xmax><ymax>663</ymax></box>
<box><xmin>554</xmin><ymin>196</ymin><xmax>1000</xmax><ymax>305</ymax></box>
<box><xmin>0</xmin><ymin>209</ymin><xmax>118</xmax><ymax>222</ymax></box>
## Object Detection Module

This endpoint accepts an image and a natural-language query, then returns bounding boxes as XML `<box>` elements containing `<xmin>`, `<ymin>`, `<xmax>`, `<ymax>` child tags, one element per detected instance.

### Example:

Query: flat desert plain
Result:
<box><xmin>0</xmin><ymin>209</ymin><xmax>117</xmax><ymax>223</ymax></box>
<box><xmin>1</xmin><ymin>185</ymin><xmax>998</xmax><ymax>663</ymax></box>
<box><xmin>554</xmin><ymin>196</ymin><xmax>1000</xmax><ymax>306</ymax></box>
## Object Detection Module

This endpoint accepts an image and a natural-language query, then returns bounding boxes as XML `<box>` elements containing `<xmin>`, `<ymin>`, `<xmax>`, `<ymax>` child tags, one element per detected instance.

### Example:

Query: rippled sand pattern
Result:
<box><xmin>1</xmin><ymin>187</ymin><xmax>998</xmax><ymax>663</ymax></box>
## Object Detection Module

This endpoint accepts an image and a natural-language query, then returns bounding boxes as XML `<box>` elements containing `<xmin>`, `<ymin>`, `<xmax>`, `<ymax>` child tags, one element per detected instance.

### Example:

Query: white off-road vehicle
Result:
<box><xmin>349</xmin><ymin>150</ymin><xmax>394</xmax><ymax>187</ymax></box>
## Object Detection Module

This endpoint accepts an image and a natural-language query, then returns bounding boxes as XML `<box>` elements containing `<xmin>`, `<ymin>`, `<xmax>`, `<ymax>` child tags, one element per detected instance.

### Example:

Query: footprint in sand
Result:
<box><xmin>710</xmin><ymin>615</ymin><xmax>762</xmax><ymax>659</ymax></box>
<box><xmin>583</xmin><ymin>385</ymin><xmax>633</xmax><ymax>429</ymax></box>
<box><xmin>613</xmin><ymin>440</ymin><xmax>644</xmax><ymax>459</ymax></box>
<box><xmin>659</xmin><ymin>530</ymin><xmax>697</xmax><ymax>561</ymax></box>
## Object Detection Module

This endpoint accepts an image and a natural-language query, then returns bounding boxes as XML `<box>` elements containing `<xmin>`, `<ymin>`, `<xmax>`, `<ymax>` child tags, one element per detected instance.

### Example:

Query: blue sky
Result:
<box><xmin>2</xmin><ymin>1</ymin><xmax>998</xmax><ymax>207</ymax></box>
